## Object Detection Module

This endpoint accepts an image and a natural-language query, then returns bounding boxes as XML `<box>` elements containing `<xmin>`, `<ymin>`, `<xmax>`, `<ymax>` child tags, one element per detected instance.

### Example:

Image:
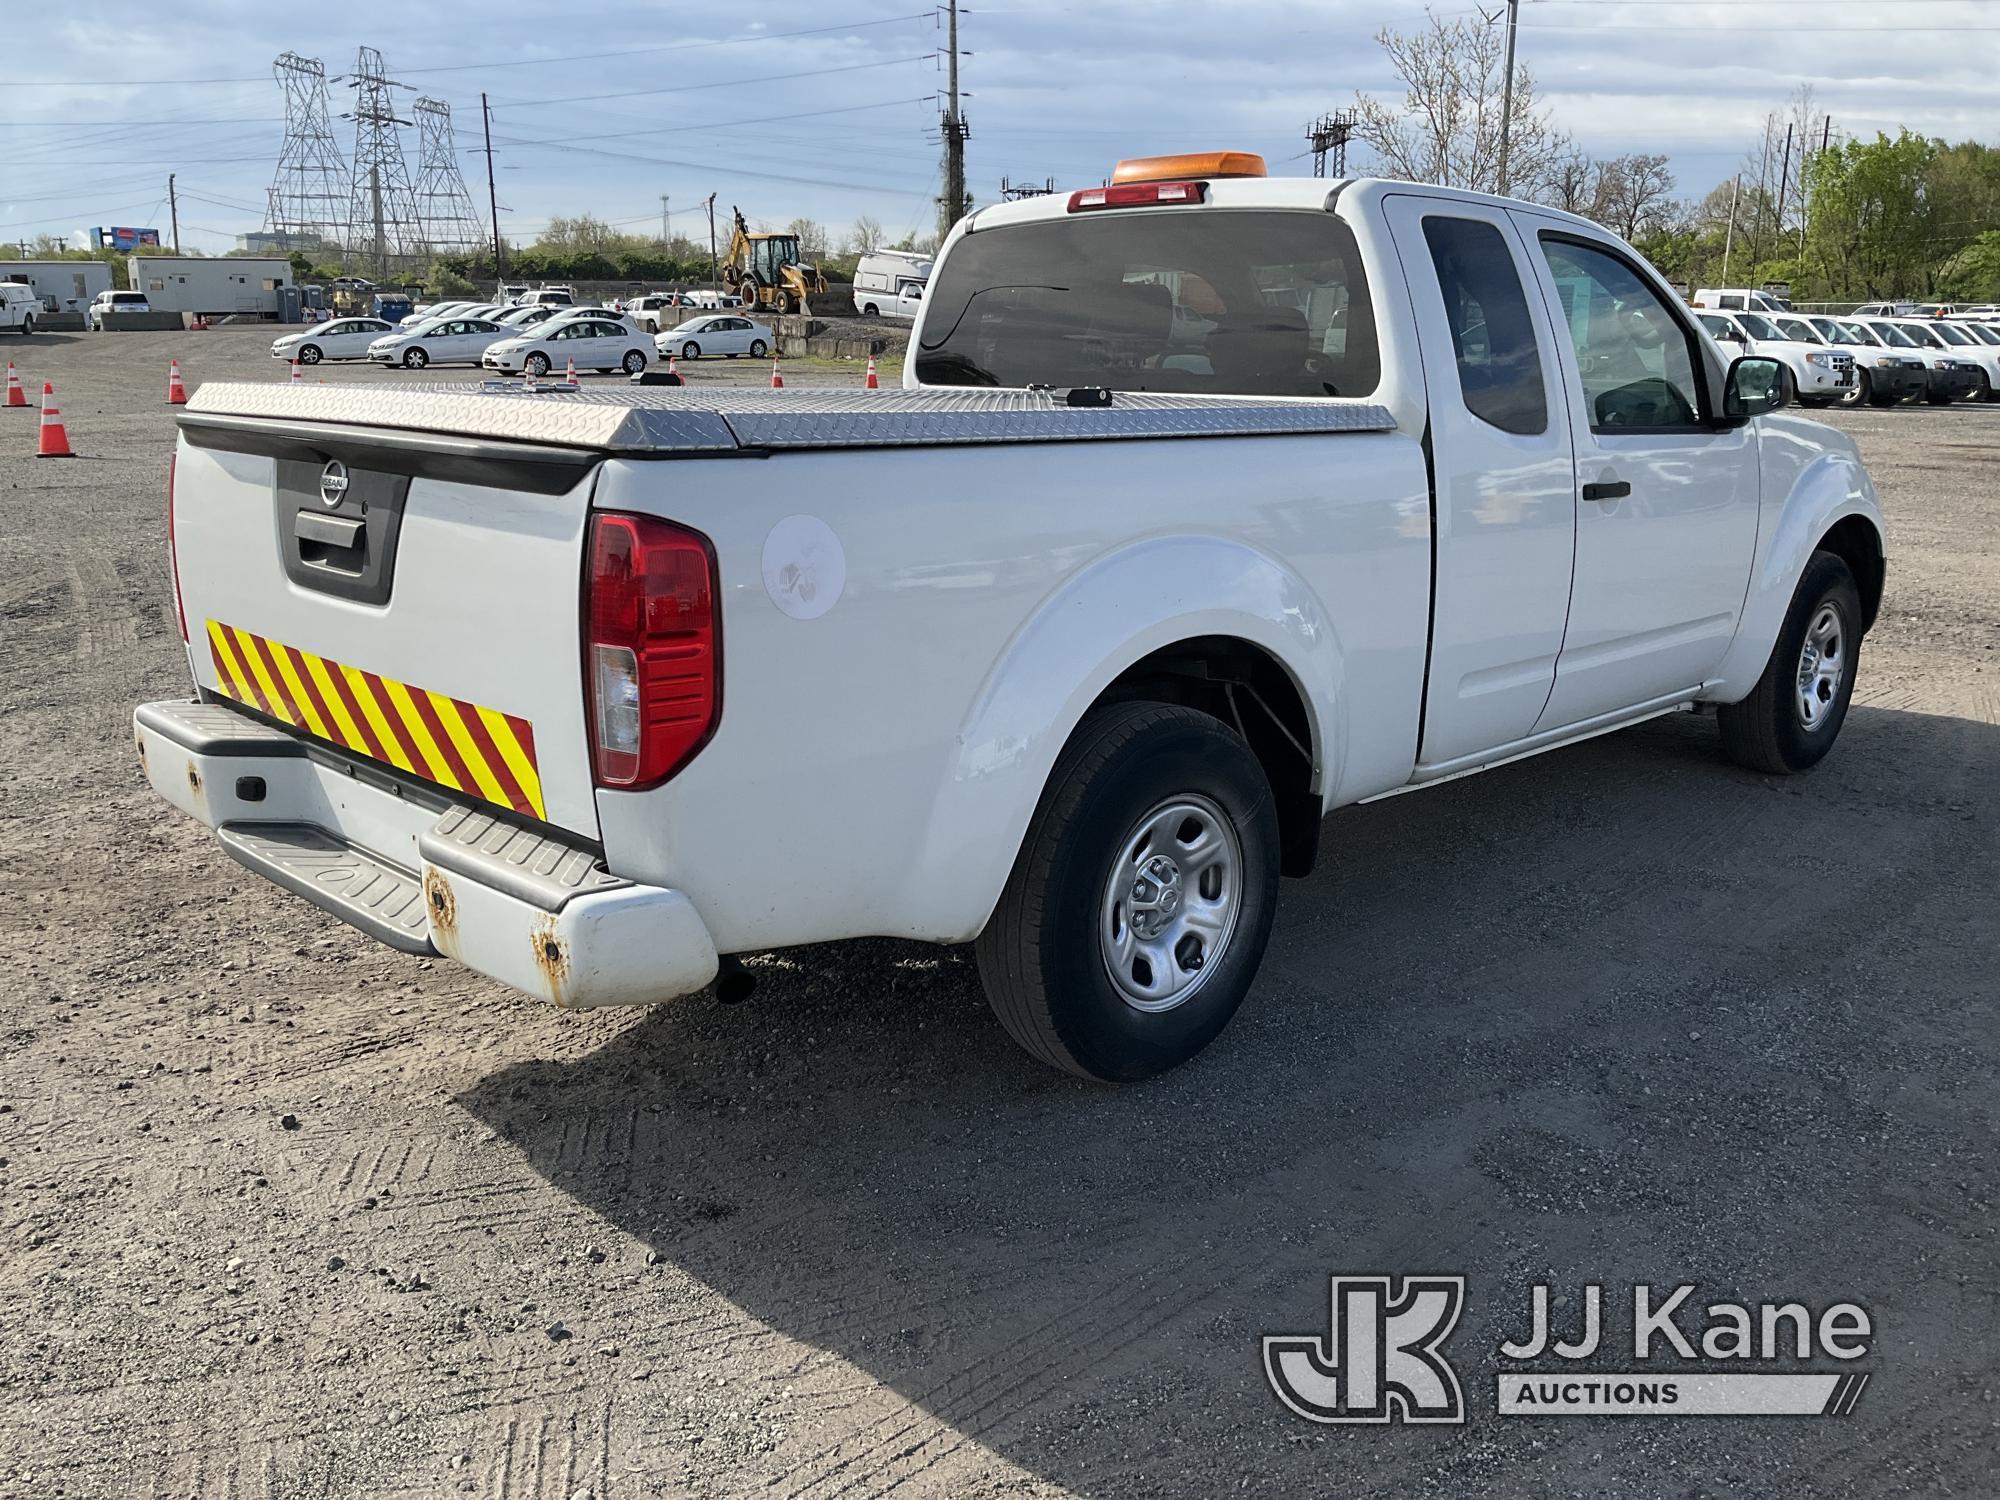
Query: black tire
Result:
<box><xmin>402</xmin><ymin>347</ymin><xmax>427</xmax><ymax>369</ymax></box>
<box><xmin>1776</xmin><ymin>367</ymin><xmax>1796</xmax><ymax>406</ymax></box>
<box><xmin>975</xmin><ymin>701</ymin><xmax>1280</xmax><ymax>1081</ymax></box>
<box><xmin>863</xmin><ymin>303</ymin><xmax>879</xmax><ymax>317</ymax></box>
<box><xmin>621</xmin><ymin>350</ymin><xmax>646</xmax><ymax>374</ymax></box>
<box><xmin>525</xmin><ymin>352</ymin><xmax>550</xmax><ymax>377</ymax></box>
<box><xmin>749</xmin><ymin>338</ymin><xmax>768</xmax><ymax>359</ymax></box>
<box><xmin>682</xmin><ymin>342</ymin><xmax>701</xmax><ymax>360</ymax></box>
<box><xmin>1717</xmin><ymin>549</ymin><xmax>1863</xmax><ymax>775</ymax></box>
<box><xmin>20</xmin><ymin>316</ymin><xmax>32</xmax><ymax>337</ymax></box>
<box><xmin>1976</xmin><ymin>371</ymin><xmax>1996</xmax><ymax>403</ymax></box>
<box><xmin>298</xmin><ymin>344</ymin><xmax>323</xmax><ymax>365</ymax></box>
<box><xmin>1839</xmin><ymin>368</ymin><xmax>1870</xmax><ymax>408</ymax></box>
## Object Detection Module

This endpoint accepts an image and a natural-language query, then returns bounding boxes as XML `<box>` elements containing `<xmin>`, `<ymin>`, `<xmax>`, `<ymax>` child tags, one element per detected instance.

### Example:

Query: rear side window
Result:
<box><xmin>916</xmin><ymin>209</ymin><xmax>1379</xmax><ymax>398</ymax></box>
<box><xmin>1420</xmin><ymin>216</ymin><xmax>1546</xmax><ymax>436</ymax></box>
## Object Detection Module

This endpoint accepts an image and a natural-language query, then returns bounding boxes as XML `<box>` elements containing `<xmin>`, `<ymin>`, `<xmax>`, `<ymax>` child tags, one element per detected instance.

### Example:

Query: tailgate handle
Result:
<box><xmin>295</xmin><ymin>511</ymin><xmax>364</xmax><ymax>549</ymax></box>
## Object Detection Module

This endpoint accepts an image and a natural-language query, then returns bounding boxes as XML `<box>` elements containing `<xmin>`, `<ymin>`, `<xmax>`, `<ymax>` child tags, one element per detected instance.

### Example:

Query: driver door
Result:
<box><xmin>1520</xmin><ymin>226</ymin><xmax>1761</xmax><ymax>731</ymax></box>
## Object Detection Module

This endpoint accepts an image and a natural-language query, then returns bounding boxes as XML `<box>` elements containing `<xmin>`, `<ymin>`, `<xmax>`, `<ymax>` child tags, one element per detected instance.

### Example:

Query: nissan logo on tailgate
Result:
<box><xmin>318</xmin><ymin>460</ymin><xmax>350</xmax><ymax>507</ymax></box>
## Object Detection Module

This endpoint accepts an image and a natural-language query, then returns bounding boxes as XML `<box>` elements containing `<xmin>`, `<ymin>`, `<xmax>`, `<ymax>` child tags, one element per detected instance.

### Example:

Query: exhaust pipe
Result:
<box><xmin>715</xmin><ymin>955</ymin><xmax>758</xmax><ymax>1005</ymax></box>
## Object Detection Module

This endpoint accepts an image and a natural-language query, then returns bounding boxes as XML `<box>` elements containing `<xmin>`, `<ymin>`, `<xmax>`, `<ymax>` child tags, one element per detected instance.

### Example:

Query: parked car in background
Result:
<box><xmin>522</xmin><ymin>287</ymin><xmax>576</xmax><ymax>308</ymax></box>
<box><xmin>367</xmin><ymin>315</ymin><xmax>509</xmax><ymax>369</ymax></box>
<box><xmin>0</xmin><ymin>282</ymin><xmax>40</xmax><ymax>335</ymax></box>
<box><xmin>1917</xmin><ymin>318</ymin><xmax>2000</xmax><ymax>400</ymax></box>
<box><xmin>480</xmin><ymin>313</ymin><xmax>654</xmax><ymax>376</ymax></box>
<box><xmin>623</xmin><ymin>293</ymin><xmax>690</xmax><ymax>334</ymax></box>
<box><xmin>403</xmin><ymin>300</ymin><xmax>472</xmax><ymax>328</ymax></box>
<box><xmin>88</xmin><ymin>289</ymin><xmax>152</xmax><ymax>329</ymax></box>
<box><xmin>1867</xmin><ymin>318</ymin><xmax>1983</xmax><ymax>403</ymax></box>
<box><xmin>496</xmin><ymin>283</ymin><xmax>531</xmax><ymax>305</ymax></box>
<box><xmin>1693</xmin><ymin>287</ymin><xmax>1791</xmax><ymax>313</ymax></box>
<box><xmin>1805</xmin><ymin>316</ymin><xmax>1928</xmax><ymax>407</ymax></box>
<box><xmin>657</xmin><ymin>313</ymin><xmax>774</xmax><ymax>361</ymax></box>
<box><xmin>270</xmin><ymin>317</ymin><xmax>397</xmax><ymax>364</ymax></box>
<box><xmin>1697</xmin><ymin>310</ymin><xmax>1853</xmax><ymax>406</ymax></box>
<box><xmin>853</xmin><ymin>249</ymin><xmax>933</xmax><ymax>317</ymax></box>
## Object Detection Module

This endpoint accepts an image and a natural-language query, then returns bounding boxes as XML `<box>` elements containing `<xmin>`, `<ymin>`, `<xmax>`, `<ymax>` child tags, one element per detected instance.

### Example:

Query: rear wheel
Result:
<box><xmin>863</xmin><ymin>302</ymin><xmax>879</xmax><ymax>317</ymax></box>
<box><xmin>749</xmin><ymin>338</ymin><xmax>768</xmax><ymax>358</ymax></box>
<box><xmin>402</xmin><ymin>347</ymin><xmax>427</xmax><ymax>369</ymax></box>
<box><xmin>1717</xmin><ymin>549</ymin><xmax>1862</xmax><ymax>775</ymax></box>
<box><xmin>20</xmin><ymin>316</ymin><xmax>33</xmax><ymax>336</ymax></box>
<box><xmin>975</xmin><ymin>702</ymin><xmax>1280</xmax><ymax>1081</ymax></box>
<box><xmin>621</xmin><ymin>349</ymin><xmax>646</xmax><ymax>374</ymax></box>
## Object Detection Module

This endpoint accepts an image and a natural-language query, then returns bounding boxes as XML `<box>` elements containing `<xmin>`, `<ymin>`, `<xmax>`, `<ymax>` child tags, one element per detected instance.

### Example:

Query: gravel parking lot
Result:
<box><xmin>2</xmin><ymin>327</ymin><xmax>1994</xmax><ymax>1499</ymax></box>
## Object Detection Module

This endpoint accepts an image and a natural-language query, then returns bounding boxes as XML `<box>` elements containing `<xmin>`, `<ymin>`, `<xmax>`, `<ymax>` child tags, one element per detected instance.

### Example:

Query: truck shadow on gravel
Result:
<box><xmin>457</xmin><ymin>704</ymin><xmax>1997</xmax><ymax>1497</ymax></box>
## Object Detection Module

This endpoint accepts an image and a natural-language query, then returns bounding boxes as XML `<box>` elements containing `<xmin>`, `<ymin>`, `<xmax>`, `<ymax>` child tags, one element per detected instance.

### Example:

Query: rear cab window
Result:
<box><xmin>915</xmin><ymin>208</ymin><xmax>1380</xmax><ymax>398</ymax></box>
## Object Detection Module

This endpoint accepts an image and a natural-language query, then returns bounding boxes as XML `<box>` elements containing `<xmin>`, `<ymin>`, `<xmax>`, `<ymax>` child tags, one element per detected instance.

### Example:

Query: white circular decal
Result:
<box><xmin>761</xmin><ymin>515</ymin><xmax>846</xmax><ymax>621</ymax></box>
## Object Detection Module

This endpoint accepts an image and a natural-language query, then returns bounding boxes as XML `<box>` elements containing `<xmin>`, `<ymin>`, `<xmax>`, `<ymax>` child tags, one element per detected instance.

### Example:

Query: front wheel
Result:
<box><xmin>621</xmin><ymin>350</ymin><xmax>646</xmax><ymax>374</ymax></box>
<box><xmin>1717</xmin><ymin>549</ymin><xmax>1862</xmax><ymax>775</ymax></box>
<box><xmin>975</xmin><ymin>702</ymin><xmax>1280</xmax><ymax>1081</ymax></box>
<box><xmin>402</xmin><ymin>347</ymin><xmax>428</xmax><ymax>369</ymax></box>
<box><xmin>1839</xmin><ymin>368</ymin><xmax>1871</xmax><ymax>408</ymax></box>
<box><xmin>525</xmin><ymin>352</ymin><xmax>550</xmax><ymax>377</ymax></box>
<box><xmin>681</xmin><ymin>342</ymin><xmax>701</xmax><ymax>360</ymax></box>
<box><xmin>298</xmin><ymin>344</ymin><xmax>323</xmax><ymax>365</ymax></box>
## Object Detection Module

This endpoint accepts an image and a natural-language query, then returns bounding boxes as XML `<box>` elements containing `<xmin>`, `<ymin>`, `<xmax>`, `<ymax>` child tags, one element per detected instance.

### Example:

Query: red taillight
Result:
<box><xmin>166</xmin><ymin>453</ymin><xmax>188</xmax><ymax>642</ymax></box>
<box><xmin>584</xmin><ymin>511</ymin><xmax>720</xmax><ymax>789</ymax></box>
<box><xmin>1068</xmin><ymin>180</ymin><xmax>1207</xmax><ymax>213</ymax></box>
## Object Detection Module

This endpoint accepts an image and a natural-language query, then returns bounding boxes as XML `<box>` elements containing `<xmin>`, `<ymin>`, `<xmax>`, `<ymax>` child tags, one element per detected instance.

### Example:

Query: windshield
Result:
<box><xmin>1929</xmin><ymin>321</ymin><xmax>1974</xmax><ymax>345</ymax></box>
<box><xmin>1963</xmin><ymin>323</ymin><xmax>2000</xmax><ymax>345</ymax></box>
<box><xmin>1870</xmin><ymin>322</ymin><xmax>1917</xmax><ymax>348</ymax></box>
<box><xmin>915</xmin><ymin>208</ymin><xmax>1380</xmax><ymax>397</ymax></box>
<box><xmin>1811</xmin><ymin>317</ymin><xmax>1862</xmax><ymax>346</ymax></box>
<box><xmin>1776</xmin><ymin>317</ymin><xmax>1819</xmax><ymax>342</ymax></box>
<box><xmin>1897</xmin><ymin>322</ymin><xmax>1944</xmax><ymax>348</ymax></box>
<box><xmin>1738</xmin><ymin>313</ymin><xmax>1786</xmax><ymax>341</ymax></box>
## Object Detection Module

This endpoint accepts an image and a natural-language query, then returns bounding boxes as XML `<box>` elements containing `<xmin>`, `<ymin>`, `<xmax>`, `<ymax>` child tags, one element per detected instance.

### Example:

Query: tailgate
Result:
<box><xmin>172</xmin><ymin>413</ymin><xmax>602</xmax><ymax>839</ymax></box>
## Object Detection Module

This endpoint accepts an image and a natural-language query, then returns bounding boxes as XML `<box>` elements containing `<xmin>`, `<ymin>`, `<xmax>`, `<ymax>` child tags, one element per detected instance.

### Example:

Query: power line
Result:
<box><xmin>486</xmin><ymin>54</ymin><xmax>930</xmax><ymax>111</ymax></box>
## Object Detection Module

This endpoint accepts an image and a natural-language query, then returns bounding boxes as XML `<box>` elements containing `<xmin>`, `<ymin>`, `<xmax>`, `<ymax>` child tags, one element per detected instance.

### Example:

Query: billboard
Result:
<box><xmin>93</xmin><ymin>226</ymin><xmax>163</xmax><ymax>251</ymax></box>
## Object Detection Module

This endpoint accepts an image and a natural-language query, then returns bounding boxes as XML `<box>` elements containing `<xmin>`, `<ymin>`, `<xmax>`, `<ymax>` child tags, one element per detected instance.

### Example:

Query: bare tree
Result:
<box><xmin>1353</xmin><ymin>12</ymin><xmax>1571</xmax><ymax>197</ymax></box>
<box><xmin>1590</xmin><ymin>153</ymin><xmax>1677</xmax><ymax>240</ymax></box>
<box><xmin>1542</xmin><ymin>150</ymin><xmax>1596</xmax><ymax>216</ymax></box>
<box><xmin>785</xmin><ymin>218</ymin><xmax>831</xmax><ymax>264</ymax></box>
<box><xmin>846</xmin><ymin>215</ymin><xmax>885</xmax><ymax>257</ymax></box>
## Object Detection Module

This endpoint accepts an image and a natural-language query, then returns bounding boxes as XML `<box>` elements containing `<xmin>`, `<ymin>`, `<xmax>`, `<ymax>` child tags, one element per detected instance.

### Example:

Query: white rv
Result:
<box><xmin>852</xmin><ymin>250</ymin><xmax>933</xmax><ymax>318</ymax></box>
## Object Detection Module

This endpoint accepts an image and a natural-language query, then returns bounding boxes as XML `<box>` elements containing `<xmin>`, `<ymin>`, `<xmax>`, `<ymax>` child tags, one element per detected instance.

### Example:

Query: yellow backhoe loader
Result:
<box><xmin>720</xmin><ymin>207</ymin><xmax>826</xmax><ymax>315</ymax></box>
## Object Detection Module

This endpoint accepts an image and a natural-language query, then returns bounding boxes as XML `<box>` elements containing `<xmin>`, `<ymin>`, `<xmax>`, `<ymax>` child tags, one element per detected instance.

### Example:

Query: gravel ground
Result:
<box><xmin>1</xmin><ymin>327</ymin><xmax>1995</xmax><ymax>1499</ymax></box>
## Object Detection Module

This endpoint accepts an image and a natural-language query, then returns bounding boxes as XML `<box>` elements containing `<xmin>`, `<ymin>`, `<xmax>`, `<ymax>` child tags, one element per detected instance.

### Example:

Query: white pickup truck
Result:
<box><xmin>137</xmin><ymin>156</ymin><xmax>1887</xmax><ymax>1081</ymax></box>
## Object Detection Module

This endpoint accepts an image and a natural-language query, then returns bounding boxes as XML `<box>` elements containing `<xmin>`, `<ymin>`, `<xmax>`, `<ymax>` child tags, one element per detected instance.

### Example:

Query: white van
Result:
<box><xmin>853</xmin><ymin>250</ymin><xmax>933</xmax><ymax>318</ymax></box>
<box><xmin>0</xmin><ymin>282</ymin><xmax>41</xmax><ymax>335</ymax></box>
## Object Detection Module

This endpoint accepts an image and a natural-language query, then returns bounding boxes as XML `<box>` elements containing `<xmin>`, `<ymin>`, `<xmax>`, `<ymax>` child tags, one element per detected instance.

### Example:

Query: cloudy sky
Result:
<box><xmin>5</xmin><ymin>0</ymin><xmax>1998</xmax><ymax>255</ymax></box>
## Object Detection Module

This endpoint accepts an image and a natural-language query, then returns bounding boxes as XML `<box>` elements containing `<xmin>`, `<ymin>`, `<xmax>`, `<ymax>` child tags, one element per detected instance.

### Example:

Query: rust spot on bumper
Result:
<box><xmin>530</xmin><ymin>915</ymin><xmax>570</xmax><ymax>1007</ymax></box>
<box><xmin>186</xmin><ymin>762</ymin><xmax>201</xmax><ymax>794</ymax></box>
<box><xmin>422</xmin><ymin>867</ymin><xmax>458</xmax><ymax>952</ymax></box>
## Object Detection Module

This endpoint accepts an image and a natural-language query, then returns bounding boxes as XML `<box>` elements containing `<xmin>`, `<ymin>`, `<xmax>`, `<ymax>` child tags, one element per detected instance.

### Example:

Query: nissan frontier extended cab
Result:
<box><xmin>137</xmin><ymin>154</ymin><xmax>1886</xmax><ymax>1081</ymax></box>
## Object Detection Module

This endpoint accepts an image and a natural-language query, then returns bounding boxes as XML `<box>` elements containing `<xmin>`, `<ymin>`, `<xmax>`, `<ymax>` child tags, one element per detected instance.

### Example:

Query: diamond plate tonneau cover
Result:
<box><xmin>182</xmin><ymin>382</ymin><xmax>1398</xmax><ymax>455</ymax></box>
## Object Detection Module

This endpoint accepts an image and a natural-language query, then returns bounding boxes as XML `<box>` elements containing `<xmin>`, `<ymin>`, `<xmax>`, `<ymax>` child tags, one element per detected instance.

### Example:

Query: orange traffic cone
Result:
<box><xmin>4</xmin><ymin>361</ymin><xmax>25</xmax><ymax>408</ymax></box>
<box><xmin>37</xmin><ymin>382</ymin><xmax>73</xmax><ymax>458</ymax></box>
<box><xmin>166</xmin><ymin>358</ymin><xmax>188</xmax><ymax>405</ymax></box>
<box><xmin>289</xmin><ymin>359</ymin><xmax>301</xmax><ymax>383</ymax></box>
<box><xmin>564</xmin><ymin>356</ymin><xmax>576</xmax><ymax>383</ymax></box>
<box><xmin>666</xmin><ymin>353</ymin><xmax>679</xmax><ymax>379</ymax></box>
<box><xmin>770</xmin><ymin>351</ymin><xmax>784</xmax><ymax>389</ymax></box>
<box><xmin>864</xmin><ymin>354</ymin><xmax>880</xmax><ymax>390</ymax></box>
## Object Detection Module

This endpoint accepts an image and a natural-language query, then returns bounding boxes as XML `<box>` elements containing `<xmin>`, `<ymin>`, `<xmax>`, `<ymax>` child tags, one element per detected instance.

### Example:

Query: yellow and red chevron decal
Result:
<box><xmin>204</xmin><ymin>619</ymin><xmax>546</xmax><ymax>820</ymax></box>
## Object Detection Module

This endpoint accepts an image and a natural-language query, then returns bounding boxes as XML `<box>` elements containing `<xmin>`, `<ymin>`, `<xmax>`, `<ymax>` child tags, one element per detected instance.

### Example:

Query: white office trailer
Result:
<box><xmin>0</xmin><ymin>259</ymin><xmax>114</xmax><ymax>313</ymax></box>
<box><xmin>127</xmin><ymin>257</ymin><xmax>294</xmax><ymax>317</ymax></box>
<box><xmin>852</xmin><ymin>250</ymin><xmax>933</xmax><ymax>318</ymax></box>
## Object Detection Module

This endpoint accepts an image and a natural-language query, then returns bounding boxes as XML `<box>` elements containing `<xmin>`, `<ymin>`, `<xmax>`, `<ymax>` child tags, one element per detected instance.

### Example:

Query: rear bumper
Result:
<box><xmin>134</xmin><ymin>698</ymin><xmax>719</xmax><ymax>1009</ymax></box>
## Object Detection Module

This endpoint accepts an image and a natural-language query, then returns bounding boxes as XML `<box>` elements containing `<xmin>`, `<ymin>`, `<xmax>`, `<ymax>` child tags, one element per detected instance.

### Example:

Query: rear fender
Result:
<box><xmin>899</xmin><ymin>535</ymin><xmax>1343</xmax><ymax>939</ymax></box>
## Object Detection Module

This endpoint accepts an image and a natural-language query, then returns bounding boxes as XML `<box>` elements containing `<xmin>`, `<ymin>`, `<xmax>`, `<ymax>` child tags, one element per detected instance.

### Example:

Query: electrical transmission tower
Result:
<box><xmin>267</xmin><ymin>53</ymin><xmax>350</xmax><ymax>251</ymax></box>
<box><xmin>999</xmin><ymin>176</ymin><xmax>1055</xmax><ymax>201</ymax></box>
<box><xmin>1306</xmin><ymin>112</ymin><xmax>1357</xmax><ymax>178</ymax></box>
<box><xmin>411</xmin><ymin>98</ymin><xmax>485</xmax><ymax>255</ymax></box>
<box><xmin>343</xmin><ymin>46</ymin><xmax>426</xmax><ymax>275</ymax></box>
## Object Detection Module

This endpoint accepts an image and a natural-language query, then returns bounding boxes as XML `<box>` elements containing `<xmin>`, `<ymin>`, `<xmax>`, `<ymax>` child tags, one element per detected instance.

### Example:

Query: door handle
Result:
<box><xmin>1581</xmin><ymin>480</ymin><xmax>1631</xmax><ymax>502</ymax></box>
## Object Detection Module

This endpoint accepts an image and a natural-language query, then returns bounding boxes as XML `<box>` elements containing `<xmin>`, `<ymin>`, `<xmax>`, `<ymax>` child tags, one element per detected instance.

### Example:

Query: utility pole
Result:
<box><xmin>660</xmin><ymin>194</ymin><xmax>670</xmax><ymax>247</ymax></box>
<box><xmin>705</xmin><ymin>193</ymin><xmax>718</xmax><ymax>288</ymax></box>
<box><xmin>939</xmin><ymin>0</ymin><xmax>970</xmax><ymax>235</ymax></box>
<box><xmin>1800</xmin><ymin>115</ymin><xmax>1830</xmax><ymax>262</ymax></box>
<box><xmin>481</xmin><ymin>93</ymin><xmax>504</xmax><ymax>279</ymax></box>
<box><xmin>167</xmin><ymin>173</ymin><xmax>180</xmax><ymax>253</ymax></box>
<box><xmin>1496</xmin><ymin>0</ymin><xmax>1520</xmax><ymax>197</ymax></box>
<box><xmin>1774</xmin><ymin>120</ymin><xmax>1795</xmax><ymax>263</ymax></box>
<box><xmin>1721</xmin><ymin>175</ymin><xmax>1741</xmax><ymax>286</ymax></box>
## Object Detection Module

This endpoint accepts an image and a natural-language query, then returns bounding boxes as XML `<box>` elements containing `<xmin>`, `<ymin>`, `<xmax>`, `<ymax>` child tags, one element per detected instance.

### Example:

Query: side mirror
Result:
<box><xmin>1724</xmin><ymin>355</ymin><xmax>1787</xmax><ymax>420</ymax></box>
